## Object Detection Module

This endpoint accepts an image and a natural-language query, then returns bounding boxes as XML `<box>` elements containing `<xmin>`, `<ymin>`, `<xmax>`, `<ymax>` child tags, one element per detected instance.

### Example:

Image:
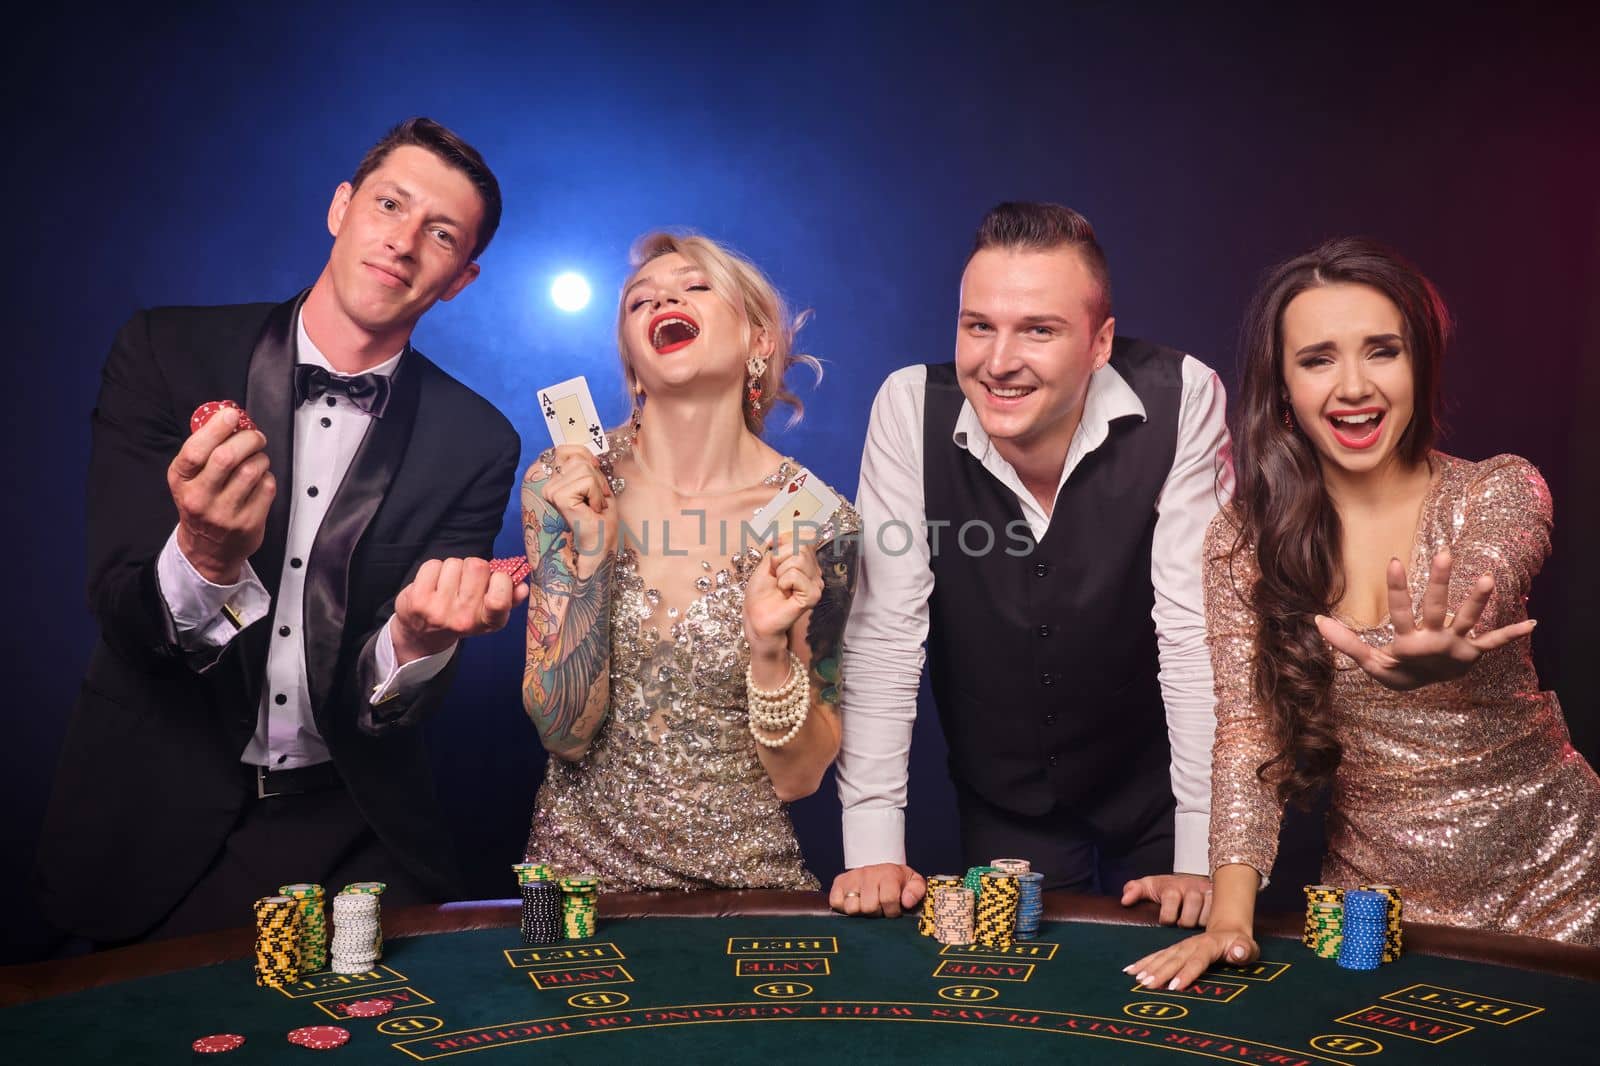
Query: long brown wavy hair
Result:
<box><xmin>1228</xmin><ymin>237</ymin><xmax>1449</xmax><ymax>808</ymax></box>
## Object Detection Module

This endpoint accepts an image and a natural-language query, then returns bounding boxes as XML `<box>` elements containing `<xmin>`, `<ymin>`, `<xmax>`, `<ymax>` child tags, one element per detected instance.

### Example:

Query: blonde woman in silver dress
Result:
<box><xmin>519</xmin><ymin>232</ymin><xmax>859</xmax><ymax>890</ymax></box>
<box><xmin>1127</xmin><ymin>238</ymin><xmax>1600</xmax><ymax>991</ymax></box>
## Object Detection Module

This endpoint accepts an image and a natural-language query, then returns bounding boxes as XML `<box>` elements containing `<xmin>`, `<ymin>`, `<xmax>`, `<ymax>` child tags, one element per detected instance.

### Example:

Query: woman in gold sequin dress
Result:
<box><xmin>1128</xmin><ymin>238</ymin><xmax>1600</xmax><ymax>990</ymax></box>
<box><xmin>518</xmin><ymin>232</ymin><xmax>859</xmax><ymax>890</ymax></box>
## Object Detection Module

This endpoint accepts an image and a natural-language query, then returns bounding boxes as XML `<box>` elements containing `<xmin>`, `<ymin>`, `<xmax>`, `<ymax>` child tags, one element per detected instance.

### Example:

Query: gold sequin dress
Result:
<box><xmin>1206</xmin><ymin>453</ymin><xmax>1600</xmax><ymax>945</ymax></box>
<box><xmin>525</xmin><ymin>435</ymin><xmax>860</xmax><ymax>891</ymax></box>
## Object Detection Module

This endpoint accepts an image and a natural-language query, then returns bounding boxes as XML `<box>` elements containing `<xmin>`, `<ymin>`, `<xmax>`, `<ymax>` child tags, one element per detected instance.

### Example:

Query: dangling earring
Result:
<box><xmin>746</xmin><ymin>356</ymin><xmax>768</xmax><ymax>412</ymax></box>
<box><xmin>1281</xmin><ymin>405</ymin><xmax>1294</xmax><ymax>430</ymax></box>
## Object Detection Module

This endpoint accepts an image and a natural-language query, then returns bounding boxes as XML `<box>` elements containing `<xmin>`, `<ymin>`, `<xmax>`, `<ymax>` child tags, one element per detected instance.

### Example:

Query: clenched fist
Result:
<box><xmin>168</xmin><ymin>405</ymin><xmax>275</xmax><ymax>583</ymax></box>
<box><xmin>392</xmin><ymin>557</ymin><xmax>530</xmax><ymax>664</ymax></box>
<box><xmin>743</xmin><ymin>538</ymin><xmax>824</xmax><ymax>656</ymax></box>
<box><xmin>539</xmin><ymin>445</ymin><xmax>617</xmax><ymax>574</ymax></box>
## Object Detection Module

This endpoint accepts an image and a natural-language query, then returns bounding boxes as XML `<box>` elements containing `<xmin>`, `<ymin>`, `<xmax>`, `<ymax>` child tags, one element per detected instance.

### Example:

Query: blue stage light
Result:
<box><xmin>550</xmin><ymin>272</ymin><xmax>592</xmax><ymax>312</ymax></box>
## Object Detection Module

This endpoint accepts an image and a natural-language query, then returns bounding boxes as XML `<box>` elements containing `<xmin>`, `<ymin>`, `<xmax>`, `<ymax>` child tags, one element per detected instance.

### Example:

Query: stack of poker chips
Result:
<box><xmin>933</xmin><ymin>886</ymin><xmax>975</xmax><ymax>944</ymax></box>
<box><xmin>560</xmin><ymin>874</ymin><xmax>600</xmax><ymax>939</ymax></box>
<box><xmin>1013</xmin><ymin>872</ymin><xmax>1044</xmax><ymax>939</ymax></box>
<box><xmin>988</xmin><ymin>859</ymin><xmax>1039</xmax><ymax>940</ymax></box>
<box><xmin>278</xmin><ymin>883</ymin><xmax>327</xmax><ymax>972</ymax></box>
<box><xmin>1337</xmin><ymin>889</ymin><xmax>1388</xmax><ymax>971</ymax></box>
<box><xmin>1302</xmin><ymin>884</ymin><xmax>1345</xmax><ymax>958</ymax></box>
<box><xmin>1360</xmin><ymin>884</ymin><xmax>1405</xmax><ymax>963</ymax></box>
<box><xmin>515</xmin><ymin>863</ymin><xmax>563</xmax><ymax>945</ymax></box>
<box><xmin>1307</xmin><ymin>902</ymin><xmax>1343</xmax><ymax>959</ymax></box>
<box><xmin>962</xmin><ymin>865</ymin><xmax>998</xmax><ymax>902</ymax></box>
<box><xmin>340</xmin><ymin>882</ymin><xmax>387</xmax><ymax>959</ymax></box>
<box><xmin>974</xmin><ymin>871</ymin><xmax>1019</xmax><ymax>949</ymax></box>
<box><xmin>330</xmin><ymin>891</ymin><xmax>381</xmax><ymax>974</ymax></box>
<box><xmin>519</xmin><ymin>882</ymin><xmax>562</xmax><ymax>945</ymax></box>
<box><xmin>920</xmin><ymin>875</ymin><xmax>964</xmax><ymax>937</ymax></box>
<box><xmin>252</xmin><ymin>895</ymin><xmax>302</xmax><ymax>989</ymax></box>
<box><xmin>513</xmin><ymin>862</ymin><xmax>553</xmax><ymax>885</ymax></box>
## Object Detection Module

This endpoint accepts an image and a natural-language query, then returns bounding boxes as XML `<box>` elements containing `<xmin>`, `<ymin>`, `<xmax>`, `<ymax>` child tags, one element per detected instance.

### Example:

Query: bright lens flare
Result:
<box><xmin>550</xmin><ymin>272</ymin><xmax>591</xmax><ymax>312</ymax></box>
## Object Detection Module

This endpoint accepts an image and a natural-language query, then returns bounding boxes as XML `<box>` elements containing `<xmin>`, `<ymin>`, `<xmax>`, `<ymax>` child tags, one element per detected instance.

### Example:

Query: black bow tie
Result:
<box><xmin>293</xmin><ymin>364</ymin><xmax>392</xmax><ymax>417</ymax></box>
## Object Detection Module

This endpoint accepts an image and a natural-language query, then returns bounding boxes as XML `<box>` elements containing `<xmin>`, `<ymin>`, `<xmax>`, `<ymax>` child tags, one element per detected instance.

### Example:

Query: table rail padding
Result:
<box><xmin>3</xmin><ymin>890</ymin><xmax>1594</xmax><ymax>1005</ymax></box>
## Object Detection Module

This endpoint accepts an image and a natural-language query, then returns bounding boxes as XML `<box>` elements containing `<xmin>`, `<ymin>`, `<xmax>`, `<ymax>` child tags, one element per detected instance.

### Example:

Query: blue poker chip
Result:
<box><xmin>1343</xmin><ymin>892</ymin><xmax>1387</xmax><ymax>919</ymax></box>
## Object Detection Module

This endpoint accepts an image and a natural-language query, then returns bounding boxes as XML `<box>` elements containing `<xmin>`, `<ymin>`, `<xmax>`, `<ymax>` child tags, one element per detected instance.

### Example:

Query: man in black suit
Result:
<box><xmin>36</xmin><ymin>117</ymin><xmax>527</xmax><ymax>945</ymax></box>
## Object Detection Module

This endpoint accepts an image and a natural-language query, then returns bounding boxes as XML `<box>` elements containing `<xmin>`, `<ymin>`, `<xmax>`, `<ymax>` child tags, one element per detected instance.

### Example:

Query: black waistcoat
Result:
<box><xmin>921</xmin><ymin>336</ymin><xmax>1183</xmax><ymax>843</ymax></box>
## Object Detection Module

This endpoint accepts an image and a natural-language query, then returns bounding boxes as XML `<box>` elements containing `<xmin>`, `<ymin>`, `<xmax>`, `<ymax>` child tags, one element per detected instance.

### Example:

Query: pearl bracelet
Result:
<box><xmin>747</xmin><ymin>650</ymin><xmax>811</xmax><ymax>749</ymax></box>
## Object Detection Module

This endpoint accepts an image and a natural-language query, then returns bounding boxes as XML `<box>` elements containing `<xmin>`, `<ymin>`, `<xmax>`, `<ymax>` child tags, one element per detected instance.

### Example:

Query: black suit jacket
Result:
<box><xmin>36</xmin><ymin>295</ymin><xmax>520</xmax><ymax>941</ymax></box>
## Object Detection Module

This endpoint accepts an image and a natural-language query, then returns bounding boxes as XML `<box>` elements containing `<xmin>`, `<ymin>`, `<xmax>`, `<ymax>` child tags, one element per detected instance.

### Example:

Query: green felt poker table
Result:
<box><xmin>2</xmin><ymin>891</ymin><xmax>1596</xmax><ymax>1064</ymax></box>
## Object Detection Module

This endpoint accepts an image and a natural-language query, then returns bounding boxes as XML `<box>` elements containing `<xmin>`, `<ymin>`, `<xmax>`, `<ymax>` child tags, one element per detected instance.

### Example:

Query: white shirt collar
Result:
<box><xmin>295</xmin><ymin>312</ymin><xmax>404</xmax><ymax>378</ymax></box>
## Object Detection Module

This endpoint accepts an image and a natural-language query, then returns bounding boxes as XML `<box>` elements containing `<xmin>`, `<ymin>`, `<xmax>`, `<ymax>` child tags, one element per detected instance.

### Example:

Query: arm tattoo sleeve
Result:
<box><xmin>805</xmin><ymin>535</ymin><xmax>860</xmax><ymax>705</ymax></box>
<box><xmin>522</xmin><ymin>473</ymin><xmax>613</xmax><ymax>753</ymax></box>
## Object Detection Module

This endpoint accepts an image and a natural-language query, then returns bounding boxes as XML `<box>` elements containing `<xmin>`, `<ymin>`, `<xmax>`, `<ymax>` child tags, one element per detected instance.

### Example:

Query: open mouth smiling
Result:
<box><xmin>649</xmin><ymin>312</ymin><xmax>700</xmax><ymax>354</ymax></box>
<box><xmin>983</xmin><ymin>382</ymin><xmax>1036</xmax><ymax>401</ymax></box>
<box><xmin>1327</xmin><ymin>407</ymin><xmax>1385</xmax><ymax>448</ymax></box>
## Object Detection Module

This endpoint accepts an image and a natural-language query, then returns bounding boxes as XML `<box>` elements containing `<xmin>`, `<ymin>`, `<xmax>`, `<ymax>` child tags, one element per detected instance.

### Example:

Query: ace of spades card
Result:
<box><xmin>751</xmin><ymin>469</ymin><xmax>841</xmax><ymax>547</ymax></box>
<box><xmin>538</xmin><ymin>376</ymin><xmax>608</xmax><ymax>455</ymax></box>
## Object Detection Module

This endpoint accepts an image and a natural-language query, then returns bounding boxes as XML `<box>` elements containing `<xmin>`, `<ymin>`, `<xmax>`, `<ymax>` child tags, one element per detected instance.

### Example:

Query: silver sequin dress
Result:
<box><xmin>1207</xmin><ymin>453</ymin><xmax>1600</xmax><ymax>945</ymax></box>
<box><xmin>525</xmin><ymin>436</ymin><xmax>860</xmax><ymax>891</ymax></box>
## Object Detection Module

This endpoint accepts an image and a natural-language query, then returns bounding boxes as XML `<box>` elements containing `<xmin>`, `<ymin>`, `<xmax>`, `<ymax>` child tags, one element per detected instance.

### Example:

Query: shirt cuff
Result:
<box><xmin>156</xmin><ymin>528</ymin><xmax>270</xmax><ymax>650</ymax></box>
<box><xmin>370</xmin><ymin>619</ymin><xmax>456</xmax><ymax>705</ymax></box>
<box><xmin>842</xmin><ymin>807</ymin><xmax>907</xmax><ymax>869</ymax></box>
<box><xmin>1172</xmin><ymin>811</ymin><xmax>1211</xmax><ymax>876</ymax></box>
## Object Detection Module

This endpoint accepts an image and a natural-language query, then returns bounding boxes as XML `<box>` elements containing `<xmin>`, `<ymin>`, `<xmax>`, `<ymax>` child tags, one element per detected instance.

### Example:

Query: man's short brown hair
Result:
<box><xmin>350</xmin><ymin>117</ymin><xmax>502</xmax><ymax>261</ymax></box>
<box><xmin>971</xmin><ymin>201</ymin><xmax>1113</xmax><ymax>324</ymax></box>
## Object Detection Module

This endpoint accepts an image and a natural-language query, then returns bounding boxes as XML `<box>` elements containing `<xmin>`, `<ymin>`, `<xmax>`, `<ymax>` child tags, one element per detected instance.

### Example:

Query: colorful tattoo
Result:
<box><xmin>805</xmin><ymin>537</ymin><xmax>859</xmax><ymax>704</ymax></box>
<box><xmin>522</xmin><ymin>468</ymin><xmax>613</xmax><ymax>754</ymax></box>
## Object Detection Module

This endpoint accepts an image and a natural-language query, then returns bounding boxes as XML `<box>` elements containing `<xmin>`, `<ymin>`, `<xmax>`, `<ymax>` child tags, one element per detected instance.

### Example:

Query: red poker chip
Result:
<box><xmin>488</xmin><ymin>556</ymin><xmax>532</xmax><ymax>583</ymax></box>
<box><xmin>287</xmin><ymin>1025</ymin><xmax>351</xmax><ymax>1049</ymax></box>
<box><xmin>190</xmin><ymin>400</ymin><xmax>258</xmax><ymax>435</ymax></box>
<box><xmin>343</xmin><ymin>998</ymin><xmax>393</xmax><ymax>1017</ymax></box>
<box><xmin>192</xmin><ymin>1033</ymin><xmax>245</xmax><ymax>1053</ymax></box>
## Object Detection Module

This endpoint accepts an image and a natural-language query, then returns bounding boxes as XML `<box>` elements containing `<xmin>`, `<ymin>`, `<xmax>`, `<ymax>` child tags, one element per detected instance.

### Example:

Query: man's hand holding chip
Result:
<box><xmin>168</xmin><ymin>404</ymin><xmax>275</xmax><ymax>584</ymax></box>
<box><xmin>391</xmin><ymin>557</ymin><xmax>530</xmax><ymax>665</ymax></box>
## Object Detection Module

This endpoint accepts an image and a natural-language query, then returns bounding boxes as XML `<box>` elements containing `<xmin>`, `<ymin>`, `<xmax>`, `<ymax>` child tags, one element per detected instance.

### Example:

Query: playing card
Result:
<box><xmin>750</xmin><ymin>468</ymin><xmax>842</xmax><ymax>544</ymax></box>
<box><xmin>538</xmin><ymin>375</ymin><xmax>608</xmax><ymax>456</ymax></box>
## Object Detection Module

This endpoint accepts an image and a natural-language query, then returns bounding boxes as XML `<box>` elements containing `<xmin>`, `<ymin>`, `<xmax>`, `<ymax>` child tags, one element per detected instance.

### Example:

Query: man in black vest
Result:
<box><xmin>36</xmin><ymin>118</ymin><xmax>526</xmax><ymax>945</ymax></box>
<box><xmin>831</xmin><ymin>202</ymin><xmax>1228</xmax><ymax>925</ymax></box>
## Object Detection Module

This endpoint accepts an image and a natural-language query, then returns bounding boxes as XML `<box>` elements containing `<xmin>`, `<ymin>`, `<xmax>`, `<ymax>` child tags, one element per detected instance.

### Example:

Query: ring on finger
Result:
<box><xmin>844</xmin><ymin>891</ymin><xmax>861</xmax><ymax>898</ymax></box>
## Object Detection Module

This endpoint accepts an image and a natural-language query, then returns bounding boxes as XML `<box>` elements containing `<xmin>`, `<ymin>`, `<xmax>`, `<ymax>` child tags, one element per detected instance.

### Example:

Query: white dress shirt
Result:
<box><xmin>156</xmin><ymin>313</ymin><xmax>454</xmax><ymax>769</ymax></box>
<box><xmin>838</xmin><ymin>355</ymin><xmax>1231</xmax><ymax>876</ymax></box>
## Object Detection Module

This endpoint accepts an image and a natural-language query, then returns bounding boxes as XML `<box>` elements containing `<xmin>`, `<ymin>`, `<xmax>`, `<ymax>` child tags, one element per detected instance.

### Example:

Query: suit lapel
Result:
<box><xmin>243</xmin><ymin>292</ymin><xmax>305</xmax><ymax>598</ymax></box>
<box><xmin>229</xmin><ymin>293</ymin><xmax>303</xmax><ymax>714</ymax></box>
<box><xmin>302</xmin><ymin>349</ymin><xmax>422</xmax><ymax>717</ymax></box>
